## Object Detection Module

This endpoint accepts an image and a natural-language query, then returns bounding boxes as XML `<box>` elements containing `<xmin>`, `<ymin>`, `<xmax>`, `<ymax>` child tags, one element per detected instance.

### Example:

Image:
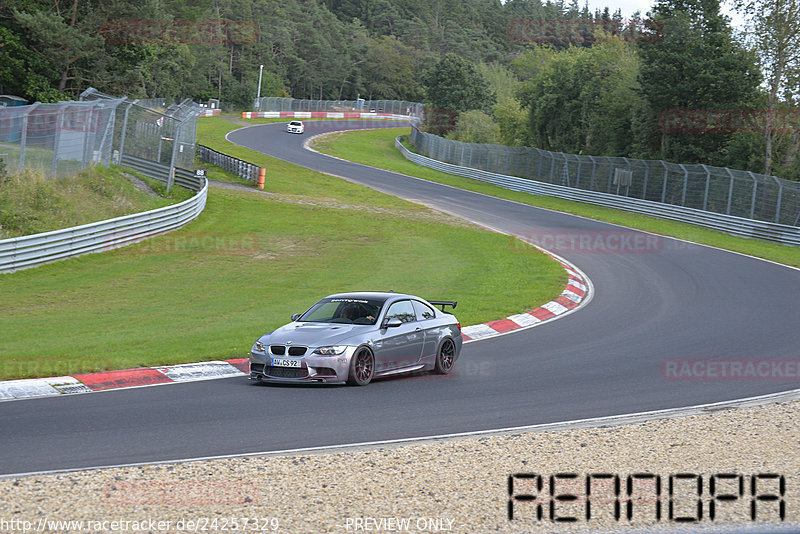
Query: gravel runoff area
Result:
<box><xmin>1</xmin><ymin>394</ymin><xmax>798</xmax><ymax>534</ymax></box>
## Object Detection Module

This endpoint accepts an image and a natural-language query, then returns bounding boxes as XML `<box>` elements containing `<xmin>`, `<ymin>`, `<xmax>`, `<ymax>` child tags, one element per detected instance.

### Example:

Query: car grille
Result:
<box><xmin>270</xmin><ymin>345</ymin><xmax>307</xmax><ymax>356</ymax></box>
<box><xmin>265</xmin><ymin>366</ymin><xmax>308</xmax><ymax>379</ymax></box>
<box><xmin>250</xmin><ymin>362</ymin><xmax>265</xmax><ymax>373</ymax></box>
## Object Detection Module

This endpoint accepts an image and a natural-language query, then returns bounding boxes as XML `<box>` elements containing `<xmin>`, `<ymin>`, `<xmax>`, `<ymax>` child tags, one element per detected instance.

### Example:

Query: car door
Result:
<box><xmin>412</xmin><ymin>299</ymin><xmax>440</xmax><ymax>361</ymax></box>
<box><xmin>373</xmin><ymin>299</ymin><xmax>424</xmax><ymax>372</ymax></box>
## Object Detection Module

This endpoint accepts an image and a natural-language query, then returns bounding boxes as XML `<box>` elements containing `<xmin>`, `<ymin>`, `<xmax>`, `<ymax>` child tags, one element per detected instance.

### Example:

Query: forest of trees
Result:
<box><xmin>1</xmin><ymin>0</ymin><xmax>798</xmax><ymax>179</ymax></box>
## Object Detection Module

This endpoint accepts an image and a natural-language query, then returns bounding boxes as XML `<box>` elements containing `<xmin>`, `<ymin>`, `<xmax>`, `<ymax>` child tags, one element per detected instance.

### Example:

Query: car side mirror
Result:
<box><xmin>382</xmin><ymin>318</ymin><xmax>402</xmax><ymax>328</ymax></box>
<box><xmin>291</xmin><ymin>313</ymin><xmax>302</xmax><ymax>321</ymax></box>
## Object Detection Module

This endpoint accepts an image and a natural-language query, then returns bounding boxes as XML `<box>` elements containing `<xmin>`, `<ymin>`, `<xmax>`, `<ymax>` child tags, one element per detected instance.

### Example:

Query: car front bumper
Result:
<box><xmin>249</xmin><ymin>348</ymin><xmax>353</xmax><ymax>384</ymax></box>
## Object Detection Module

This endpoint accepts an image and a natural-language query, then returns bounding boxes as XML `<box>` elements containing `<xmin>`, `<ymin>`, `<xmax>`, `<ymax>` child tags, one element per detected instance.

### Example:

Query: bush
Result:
<box><xmin>446</xmin><ymin>110</ymin><xmax>501</xmax><ymax>145</ymax></box>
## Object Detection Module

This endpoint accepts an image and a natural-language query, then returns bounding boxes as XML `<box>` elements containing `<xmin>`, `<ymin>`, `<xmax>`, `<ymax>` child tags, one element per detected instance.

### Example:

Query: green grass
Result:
<box><xmin>0</xmin><ymin>117</ymin><xmax>565</xmax><ymax>380</ymax></box>
<box><xmin>311</xmin><ymin>127</ymin><xmax>800</xmax><ymax>268</ymax></box>
<box><xmin>0</xmin><ymin>165</ymin><xmax>191</xmax><ymax>239</ymax></box>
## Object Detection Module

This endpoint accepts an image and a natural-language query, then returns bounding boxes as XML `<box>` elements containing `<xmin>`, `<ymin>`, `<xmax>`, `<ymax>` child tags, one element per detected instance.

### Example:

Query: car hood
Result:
<box><xmin>260</xmin><ymin>322</ymin><xmax>371</xmax><ymax>347</ymax></box>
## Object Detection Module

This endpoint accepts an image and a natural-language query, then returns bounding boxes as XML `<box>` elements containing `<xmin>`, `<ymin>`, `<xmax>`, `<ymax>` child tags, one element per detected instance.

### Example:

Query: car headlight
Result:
<box><xmin>253</xmin><ymin>341</ymin><xmax>266</xmax><ymax>352</ymax></box>
<box><xmin>313</xmin><ymin>345</ymin><xmax>348</xmax><ymax>356</ymax></box>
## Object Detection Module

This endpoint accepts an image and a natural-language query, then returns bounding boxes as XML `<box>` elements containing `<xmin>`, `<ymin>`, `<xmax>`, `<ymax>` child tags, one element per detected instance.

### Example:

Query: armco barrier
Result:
<box><xmin>395</xmin><ymin>137</ymin><xmax>800</xmax><ymax>246</ymax></box>
<box><xmin>0</xmin><ymin>161</ymin><xmax>207</xmax><ymax>273</ymax></box>
<box><xmin>196</xmin><ymin>145</ymin><xmax>261</xmax><ymax>183</ymax></box>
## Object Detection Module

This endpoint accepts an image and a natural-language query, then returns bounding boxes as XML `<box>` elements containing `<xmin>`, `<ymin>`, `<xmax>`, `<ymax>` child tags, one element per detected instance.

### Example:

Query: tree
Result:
<box><xmin>362</xmin><ymin>35</ymin><xmax>423</xmax><ymax>100</ymax></box>
<box><xmin>737</xmin><ymin>0</ymin><xmax>800</xmax><ymax>176</ymax></box>
<box><xmin>636</xmin><ymin>0</ymin><xmax>761</xmax><ymax>165</ymax></box>
<box><xmin>513</xmin><ymin>39</ymin><xmax>641</xmax><ymax>155</ymax></box>
<box><xmin>422</xmin><ymin>53</ymin><xmax>495</xmax><ymax>115</ymax></box>
<box><xmin>446</xmin><ymin>109</ymin><xmax>501</xmax><ymax>143</ymax></box>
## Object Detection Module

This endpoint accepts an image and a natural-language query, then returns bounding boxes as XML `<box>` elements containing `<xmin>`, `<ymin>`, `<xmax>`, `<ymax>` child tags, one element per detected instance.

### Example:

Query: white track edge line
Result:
<box><xmin>4</xmin><ymin>386</ymin><xmax>799</xmax><ymax>480</ymax></box>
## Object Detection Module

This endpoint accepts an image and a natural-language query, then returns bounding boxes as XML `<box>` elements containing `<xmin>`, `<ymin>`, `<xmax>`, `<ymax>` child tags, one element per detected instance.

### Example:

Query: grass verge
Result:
<box><xmin>0</xmin><ymin>165</ymin><xmax>192</xmax><ymax>239</ymax></box>
<box><xmin>0</xmin><ymin>117</ymin><xmax>565</xmax><ymax>380</ymax></box>
<box><xmin>310</xmin><ymin>127</ymin><xmax>800</xmax><ymax>268</ymax></box>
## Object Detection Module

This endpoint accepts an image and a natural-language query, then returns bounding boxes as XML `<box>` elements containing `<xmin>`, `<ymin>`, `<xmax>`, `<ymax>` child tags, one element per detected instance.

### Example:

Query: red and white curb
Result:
<box><xmin>462</xmin><ymin>250</ymin><xmax>590</xmax><ymax>342</ymax></box>
<box><xmin>0</xmin><ymin>360</ymin><xmax>249</xmax><ymax>402</ymax></box>
<box><xmin>242</xmin><ymin>111</ymin><xmax>415</xmax><ymax>121</ymax></box>
<box><xmin>0</xmin><ymin>256</ymin><xmax>589</xmax><ymax>402</ymax></box>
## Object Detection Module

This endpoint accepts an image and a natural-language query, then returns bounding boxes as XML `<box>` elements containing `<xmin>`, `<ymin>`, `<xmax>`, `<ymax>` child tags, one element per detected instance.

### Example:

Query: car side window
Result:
<box><xmin>412</xmin><ymin>300</ymin><xmax>436</xmax><ymax>320</ymax></box>
<box><xmin>385</xmin><ymin>300</ymin><xmax>416</xmax><ymax>323</ymax></box>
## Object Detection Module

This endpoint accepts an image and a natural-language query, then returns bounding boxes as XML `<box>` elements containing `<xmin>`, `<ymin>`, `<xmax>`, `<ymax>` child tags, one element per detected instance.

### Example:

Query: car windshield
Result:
<box><xmin>289</xmin><ymin>121</ymin><xmax>301</xmax><ymax>126</ymax></box>
<box><xmin>299</xmin><ymin>297</ymin><xmax>384</xmax><ymax>325</ymax></box>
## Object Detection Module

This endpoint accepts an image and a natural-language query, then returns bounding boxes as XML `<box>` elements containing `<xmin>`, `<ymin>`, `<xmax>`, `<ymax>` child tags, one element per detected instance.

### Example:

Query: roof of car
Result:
<box><xmin>324</xmin><ymin>291</ymin><xmax>417</xmax><ymax>302</ymax></box>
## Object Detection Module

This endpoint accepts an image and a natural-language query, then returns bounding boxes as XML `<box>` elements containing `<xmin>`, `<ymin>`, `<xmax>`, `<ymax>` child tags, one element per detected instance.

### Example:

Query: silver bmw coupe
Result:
<box><xmin>249</xmin><ymin>292</ymin><xmax>462</xmax><ymax>385</ymax></box>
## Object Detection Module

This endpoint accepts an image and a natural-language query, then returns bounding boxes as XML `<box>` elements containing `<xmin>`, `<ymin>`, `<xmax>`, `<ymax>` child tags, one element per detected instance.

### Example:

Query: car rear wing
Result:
<box><xmin>428</xmin><ymin>300</ymin><xmax>457</xmax><ymax>312</ymax></box>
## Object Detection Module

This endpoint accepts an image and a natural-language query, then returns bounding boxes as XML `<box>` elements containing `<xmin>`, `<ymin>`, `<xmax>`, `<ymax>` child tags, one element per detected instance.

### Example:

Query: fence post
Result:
<box><xmin>167</xmin><ymin>117</ymin><xmax>182</xmax><ymax>193</ymax></box>
<box><xmin>725</xmin><ymin>168</ymin><xmax>735</xmax><ymax>215</ymax></box>
<box><xmin>81</xmin><ymin>106</ymin><xmax>93</xmax><ymax>170</ymax></box>
<box><xmin>588</xmin><ymin>155</ymin><xmax>596</xmax><ymax>190</ymax></box>
<box><xmin>680</xmin><ymin>164</ymin><xmax>688</xmax><ymax>206</ymax></box>
<box><xmin>118</xmin><ymin>100</ymin><xmax>137</xmax><ymax>162</ymax></box>
<box><xmin>700</xmin><ymin>164</ymin><xmax>711</xmax><ymax>211</ymax></box>
<box><xmin>748</xmin><ymin>171</ymin><xmax>758</xmax><ymax>219</ymax></box>
<box><xmin>624</xmin><ymin>158</ymin><xmax>632</xmax><ymax>196</ymax></box>
<box><xmin>642</xmin><ymin>163</ymin><xmax>650</xmax><ymax>200</ymax></box>
<box><xmin>51</xmin><ymin>107</ymin><xmax>63</xmax><ymax>178</ymax></box>
<box><xmin>661</xmin><ymin>161</ymin><xmax>669</xmax><ymax>203</ymax></box>
<box><xmin>772</xmin><ymin>175</ymin><xmax>783</xmax><ymax>223</ymax></box>
<box><xmin>18</xmin><ymin>103</ymin><xmax>39</xmax><ymax>172</ymax></box>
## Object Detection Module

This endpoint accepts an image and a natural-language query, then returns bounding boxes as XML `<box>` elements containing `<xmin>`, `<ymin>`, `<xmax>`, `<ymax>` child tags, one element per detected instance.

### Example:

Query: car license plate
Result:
<box><xmin>271</xmin><ymin>358</ymin><xmax>301</xmax><ymax>368</ymax></box>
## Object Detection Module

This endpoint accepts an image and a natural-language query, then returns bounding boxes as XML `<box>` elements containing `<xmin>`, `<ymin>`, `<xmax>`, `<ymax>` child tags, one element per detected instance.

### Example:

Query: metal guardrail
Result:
<box><xmin>409</xmin><ymin>127</ymin><xmax>800</xmax><ymax>228</ymax></box>
<box><xmin>396</xmin><ymin>137</ymin><xmax>800</xmax><ymax>246</ymax></box>
<box><xmin>121</xmin><ymin>154</ymin><xmax>204</xmax><ymax>191</ymax></box>
<box><xmin>0</xmin><ymin>162</ymin><xmax>208</xmax><ymax>273</ymax></box>
<box><xmin>196</xmin><ymin>145</ymin><xmax>261</xmax><ymax>183</ymax></box>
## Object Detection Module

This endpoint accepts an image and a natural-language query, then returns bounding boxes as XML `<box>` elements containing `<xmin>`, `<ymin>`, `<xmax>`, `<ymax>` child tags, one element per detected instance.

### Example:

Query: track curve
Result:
<box><xmin>1</xmin><ymin>120</ymin><xmax>798</xmax><ymax>476</ymax></box>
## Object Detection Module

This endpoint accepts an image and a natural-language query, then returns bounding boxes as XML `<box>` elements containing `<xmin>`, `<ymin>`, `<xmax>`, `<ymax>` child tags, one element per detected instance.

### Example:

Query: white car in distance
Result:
<box><xmin>286</xmin><ymin>120</ymin><xmax>304</xmax><ymax>134</ymax></box>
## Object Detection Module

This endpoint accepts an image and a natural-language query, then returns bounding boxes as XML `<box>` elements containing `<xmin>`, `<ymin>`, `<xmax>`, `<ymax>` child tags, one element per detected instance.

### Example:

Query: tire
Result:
<box><xmin>434</xmin><ymin>338</ymin><xmax>455</xmax><ymax>375</ymax></box>
<box><xmin>347</xmin><ymin>346</ymin><xmax>374</xmax><ymax>386</ymax></box>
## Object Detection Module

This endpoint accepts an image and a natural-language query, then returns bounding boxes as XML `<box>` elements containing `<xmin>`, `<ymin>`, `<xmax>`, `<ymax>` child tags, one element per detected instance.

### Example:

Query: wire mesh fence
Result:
<box><xmin>0</xmin><ymin>89</ymin><xmax>205</xmax><ymax>182</ymax></box>
<box><xmin>253</xmin><ymin>97</ymin><xmax>424</xmax><ymax>120</ymax></box>
<box><xmin>0</xmin><ymin>99</ymin><xmax>123</xmax><ymax>178</ymax></box>
<box><xmin>81</xmin><ymin>88</ymin><xmax>202</xmax><ymax>170</ymax></box>
<box><xmin>409</xmin><ymin>127</ymin><xmax>800</xmax><ymax>227</ymax></box>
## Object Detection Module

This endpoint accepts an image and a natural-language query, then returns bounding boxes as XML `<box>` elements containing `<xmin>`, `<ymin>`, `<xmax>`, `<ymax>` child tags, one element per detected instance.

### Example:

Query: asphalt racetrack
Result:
<box><xmin>2</xmin><ymin>120</ymin><xmax>799</xmax><ymax>476</ymax></box>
